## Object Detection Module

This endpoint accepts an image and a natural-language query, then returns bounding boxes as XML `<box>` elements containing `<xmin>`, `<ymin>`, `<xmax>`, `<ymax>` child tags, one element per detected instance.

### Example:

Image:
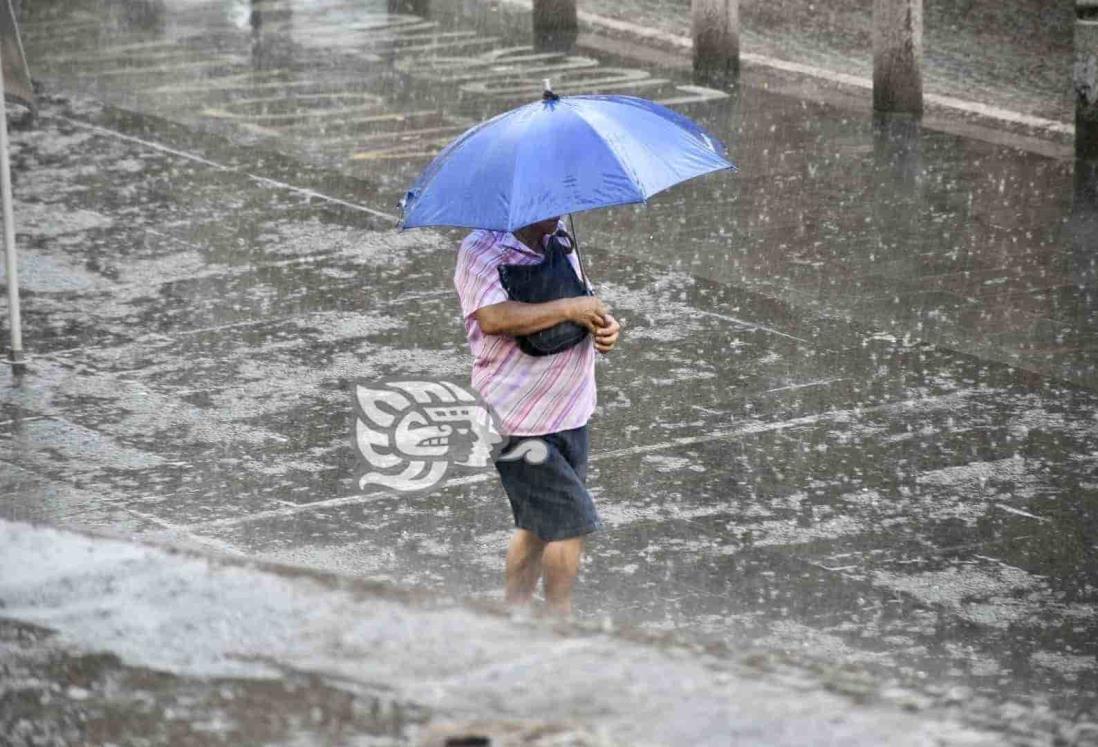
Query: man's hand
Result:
<box><xmin>594</xmin><ymin>313</ymin><xmax>621</xmax><ymax>354</ymax></box>
<box><xmin>567</xmin><ymin>296</ymin><xmax>609</xmax><ymax>333</ymax></box>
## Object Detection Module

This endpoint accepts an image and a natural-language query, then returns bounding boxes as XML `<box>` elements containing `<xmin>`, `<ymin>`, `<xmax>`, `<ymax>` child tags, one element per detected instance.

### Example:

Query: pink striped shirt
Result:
<box><xmin>454</xmin><ymin>228</ymin><xmax>596</xmax><ymax>436</ymax></box>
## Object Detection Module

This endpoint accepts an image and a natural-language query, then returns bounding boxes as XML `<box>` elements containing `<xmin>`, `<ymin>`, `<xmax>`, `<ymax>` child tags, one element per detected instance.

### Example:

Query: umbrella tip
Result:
<box><xmin>542</xmin><ymin>79</ymin><xmax>559</xmax><ymax>102</ymax></box>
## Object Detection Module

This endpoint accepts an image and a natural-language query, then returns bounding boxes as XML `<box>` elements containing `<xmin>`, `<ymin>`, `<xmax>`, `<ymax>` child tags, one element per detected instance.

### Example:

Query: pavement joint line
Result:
<box><xmin>971</xmin><ymin>554</ymin><xmax>1045</xmax><ymax>577</ymax></box>
<box><xmin>181</xmin><ymin>472</ymin><xmax>497</xmax><ymax>531</ymax></box>
<box><xmin>180</xmin><ymin>389</ymin><xmax>980</xmax><ymax>533</ymax></box>
<box><xmin>32</xmin><ymin>289</ymin><xmax>457</xmax><ymax>362</ymax></box>
<box><xmin>692</xmin><ymin>308</ymin><xmax>812</xmax><ymax>343</ymax></box>
<box><xmin>123</xmin><ymin>507</ymin><xmax>180</xmax><ymax>530</ymax></box>
<box><xmin>589</xmin><ymin>388</ymin><xmax>979</xmax><ymax>462</ymax></box>
<box><xmin>992</xmin><ymin>503</ymin><xmax>1047</xmax><ymax>522</ymax></box>
<box><xmin>825</xmin><ymin>536</ymin><xmax>1038</xmax><ymax>566</ymax></box>
<box><xmin>495</xmin><ymin>0</ymin><xmax>1072</xmax><ymax>137</ymax></box>
<box><xmin>121</xmin><ymin>506</ymin><xmax>216</xmax><ymax>540</ymax></box>
<box><xmin>764</xmin><ymin>378</ymin><xmax>845</xmax><ymax>393</ymax></box>
<box><xmin>55</xmin><ymin>116</ymin><xmax>401</xmax><ymax>222</ymax></box>
<box><xmin>124</xmin><ymin>507</ymin><xmax>249</xmax><ymax>555</ymax></box>
<box><xmin>0</xmin><ymin>415</ymin><xmax>50</xmax><ymax>427</ymax></box>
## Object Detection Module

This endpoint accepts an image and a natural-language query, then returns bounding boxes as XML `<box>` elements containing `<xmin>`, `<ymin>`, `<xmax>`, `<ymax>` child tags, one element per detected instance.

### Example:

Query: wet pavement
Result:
<box><xmin>0</xmin><ymin>521</ymin><xmax>1000</xmax><ymax>746</ymax></box>
<box><xmin>1</xmin><ymin>0</ymin><xmax>1097</xmax><ymax>744</ymax></box>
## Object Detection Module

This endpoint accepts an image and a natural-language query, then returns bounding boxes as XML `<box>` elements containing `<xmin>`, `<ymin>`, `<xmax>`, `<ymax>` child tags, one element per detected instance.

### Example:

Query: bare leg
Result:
<box><xmin>505</xmin><ymin>529</ymin><xmax>546</xmax><ymax>606</ymax></box>
<box><xmin>542</xmin><ymin>536</ymin><xmax>584</xmax><ymax>617</ymax></box>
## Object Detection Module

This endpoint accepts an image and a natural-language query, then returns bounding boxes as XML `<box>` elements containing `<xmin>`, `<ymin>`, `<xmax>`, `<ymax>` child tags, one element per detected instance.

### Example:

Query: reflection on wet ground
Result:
<box><xmin>2</xmin><ymin>0</ymin><xmax>1096</xmax><ymax>742</ymax></box>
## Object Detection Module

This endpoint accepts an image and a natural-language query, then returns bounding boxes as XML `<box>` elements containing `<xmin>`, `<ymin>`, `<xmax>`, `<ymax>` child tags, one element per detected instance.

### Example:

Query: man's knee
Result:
<box><xmin>514</xmin><ymin>528</ymin><xmax>547</xmax><ymax>551</ymax></box>
<box><xmin>544</xmin><ymin>537</ymin><xmax>583</xmax><ymax>575</ymax></box>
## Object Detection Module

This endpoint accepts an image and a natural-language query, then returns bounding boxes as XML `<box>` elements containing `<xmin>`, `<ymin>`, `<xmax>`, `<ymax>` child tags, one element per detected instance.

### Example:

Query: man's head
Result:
<box><xmin>527</xmin><ymin>215</ymin><xmax>561</xmax><ymax>237</ymax></box>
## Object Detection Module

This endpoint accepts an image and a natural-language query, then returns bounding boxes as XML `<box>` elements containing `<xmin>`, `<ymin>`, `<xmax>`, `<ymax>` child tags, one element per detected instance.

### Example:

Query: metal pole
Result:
<box><xmin>872</xmin><ymin>0</ymin><xmax>923</xmax><ymax>115</ymax></box>
<box><xmin>0</xmin><ymin>37</ymin><xmax>25</xmax><ymax>371</ymax></box>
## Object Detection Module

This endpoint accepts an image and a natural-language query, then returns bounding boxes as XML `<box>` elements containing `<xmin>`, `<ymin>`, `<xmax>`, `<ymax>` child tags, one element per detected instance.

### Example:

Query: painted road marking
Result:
<box><xmin>147</xmin><ymin>73</ymin><xmax>338</xmax><ymax>95</ymax></box>
<box><xmin>464</xmin><ymin>70</ymin><xmax>668</xmax><ymax>98</ymax></box>
<box><xmin>32</xmin><ymin>9</ymin><xmax>728</xmax><ymax>167</ymax></box>
<box><xmin>693</xmin><ymin>309</ymin><xmax>811</xmax><ymax>344</ymax></box>
<box><xmin>203</xmin><ymin>92</ymin><xmax>388</xmax><ymax>122</ymax></box>
<box><xmin>75</xmin><ymin>58</ymin><xmax>249</xmax><ymax>79</ymax></box>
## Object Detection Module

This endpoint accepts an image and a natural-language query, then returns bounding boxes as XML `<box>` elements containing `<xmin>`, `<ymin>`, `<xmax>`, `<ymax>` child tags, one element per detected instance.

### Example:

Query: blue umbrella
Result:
<box><xmin>399</xmin><ymin>90</ymin><xmax>735</xmax><ymax>232</ymax></box>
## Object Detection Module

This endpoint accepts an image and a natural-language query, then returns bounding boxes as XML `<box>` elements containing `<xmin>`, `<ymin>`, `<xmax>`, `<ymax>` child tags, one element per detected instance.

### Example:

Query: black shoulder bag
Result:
<box><xmin>497</xmin><ymin>229</ymin><xmax>592</xmax><ymax>357</ymax></box>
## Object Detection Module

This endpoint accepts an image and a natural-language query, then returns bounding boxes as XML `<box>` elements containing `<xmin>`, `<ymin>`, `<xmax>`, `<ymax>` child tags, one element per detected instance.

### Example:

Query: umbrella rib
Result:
<box><xmin>568</xmin><ymin>102</ymin><xmax>647</xmax><ymax>201</ymax></box>
<box><xmin>506</xmin><ymin>115</ymin><xmax>529</xmax><ymax>232</ymax></box>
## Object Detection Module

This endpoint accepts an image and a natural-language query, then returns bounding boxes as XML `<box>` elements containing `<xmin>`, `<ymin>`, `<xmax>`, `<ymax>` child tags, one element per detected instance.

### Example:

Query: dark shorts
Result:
<box><xmin>494</xmin><ymin>424</ymin><xmax>603</xmax><ymax>542</ymax></box>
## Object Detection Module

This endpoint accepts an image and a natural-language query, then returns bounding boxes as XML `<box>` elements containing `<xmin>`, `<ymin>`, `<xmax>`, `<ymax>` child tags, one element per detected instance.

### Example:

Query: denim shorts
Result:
<box><xmin>494</xmin><ymin>424</ymin><xmax>603</xmax><ymax>542</ymax></box>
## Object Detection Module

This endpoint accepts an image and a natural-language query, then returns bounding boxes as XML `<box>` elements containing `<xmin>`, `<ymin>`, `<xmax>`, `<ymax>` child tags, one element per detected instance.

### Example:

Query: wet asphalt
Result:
<box><xmin>1</xmin><ymin>0</ymin><xmax>1096</xmax><ymax>744</ymax></box>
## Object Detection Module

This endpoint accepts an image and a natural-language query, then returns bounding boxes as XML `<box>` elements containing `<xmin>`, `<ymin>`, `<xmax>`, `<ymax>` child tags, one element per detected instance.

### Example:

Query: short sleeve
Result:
<box><xmin>454</xmin><ymin>232</ymin><xmax>510</xmax><ymax>320</ymax></box>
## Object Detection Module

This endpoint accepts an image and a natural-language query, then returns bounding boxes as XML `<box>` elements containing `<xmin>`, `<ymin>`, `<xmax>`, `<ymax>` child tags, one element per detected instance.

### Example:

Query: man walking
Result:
<box><xmin>455</xmin><ymin>216</ymin><xmax>621</xmax><ymax>617</ymax></box>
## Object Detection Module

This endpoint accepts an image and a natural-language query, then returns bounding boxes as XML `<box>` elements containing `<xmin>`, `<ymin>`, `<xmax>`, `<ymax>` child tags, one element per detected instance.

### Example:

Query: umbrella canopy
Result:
<box><xmin>400</xmin><ymin>93</ymin><xmax>735</xmax><ymax>232</ymax></box>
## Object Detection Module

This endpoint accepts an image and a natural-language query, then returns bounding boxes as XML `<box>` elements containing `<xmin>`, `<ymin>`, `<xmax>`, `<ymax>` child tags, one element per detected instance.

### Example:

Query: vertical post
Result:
<box><xmin>387</xmin><ymin>0</ymin><xmax>430</xmax><ymax>16</ymax></box>
<box><xmin>691</xmin><ymin>0</ymin><xmax>739</xmax><ymax>85</ymax></box>
<box><xmin>873</xmin><ymin>0</ymin><xmax>923</xmax><ymax>115</ymax></box>
<box><xmin>0</xmin><ymin>38</ymin><xmax>23</xmax><ymax>372</ymax></box>
<box><xmin>1073</xmin><ymin>4</ymin><xmax>1098</xmax><ymax>318</ymax></box>
<box><xmin>532</xmin><ymin>0</ymin><xmax>577</xmax><ymax>37</ymax></box>
<box><xmin>1076</xmin><ymin>1</ymin><xmax>1098</xmax><ymax>161</ymax></box>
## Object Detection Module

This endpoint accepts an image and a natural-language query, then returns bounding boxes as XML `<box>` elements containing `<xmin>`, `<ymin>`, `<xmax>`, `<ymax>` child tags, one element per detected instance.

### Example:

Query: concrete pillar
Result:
<box><xmin>533</xmin><ymin>0</ymin><xmax>577</xmax><ymax>35</ymax></box>
<box><xmin>1076</xmin><ymin>1</ymin><xmax>1098</xmax><ymax>161</ymax></box>
<box><xmin>1072</xmin><ymin>1</ymin><xmax>1098</xmax><ymax>369</ymax></box>
<box><xmin>532</xmin><ymin>0</ymin><xmax>577</xmax><ymax>52</ymax></box>
<box><xmin>691</xmin><ymin>0</ymin><xmax>739</xmax><ymax>85</ymax></box>
<box><xmin>1071</xmin><ymin>161</ymin><xmax>1098</xmax><ymax>348</ymax></box>
<box><xmin>387</xmin><ymin>0</ymin><xmax>430</xmax><ymax>16</ymax></box>
<box><xmin>872</xmin><ymin>0</ymin><xmax>923</xmax><ymax>115</ymax></box>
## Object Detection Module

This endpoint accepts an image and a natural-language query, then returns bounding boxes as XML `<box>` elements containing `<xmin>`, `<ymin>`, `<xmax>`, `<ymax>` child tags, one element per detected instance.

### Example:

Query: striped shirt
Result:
<box><xmin>454</xmin><ymin>228</ymin><xmax>596</xmax><ymax>436</ymax></box>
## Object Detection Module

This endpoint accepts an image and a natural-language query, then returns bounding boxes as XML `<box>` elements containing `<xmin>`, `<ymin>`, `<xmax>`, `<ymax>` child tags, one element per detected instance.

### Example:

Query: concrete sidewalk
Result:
<box><xmin>0</xmin><ymin>519</ymin><xmax>998</xmax><ymax>746</ymax></box>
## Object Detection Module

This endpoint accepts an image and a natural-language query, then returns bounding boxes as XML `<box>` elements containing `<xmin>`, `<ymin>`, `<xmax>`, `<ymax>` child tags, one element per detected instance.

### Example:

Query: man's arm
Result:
<box><xmin>475</xmin><ymin>296</ymin><xmax>608</xmax><ymax>337</ymax></box>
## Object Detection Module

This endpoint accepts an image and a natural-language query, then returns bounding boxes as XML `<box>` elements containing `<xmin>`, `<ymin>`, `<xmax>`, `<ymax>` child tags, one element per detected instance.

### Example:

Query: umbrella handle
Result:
<box><xmin>567</xmin><ymin>214</ymin><xmax>592</xmax><ymax>295</ymax></box>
